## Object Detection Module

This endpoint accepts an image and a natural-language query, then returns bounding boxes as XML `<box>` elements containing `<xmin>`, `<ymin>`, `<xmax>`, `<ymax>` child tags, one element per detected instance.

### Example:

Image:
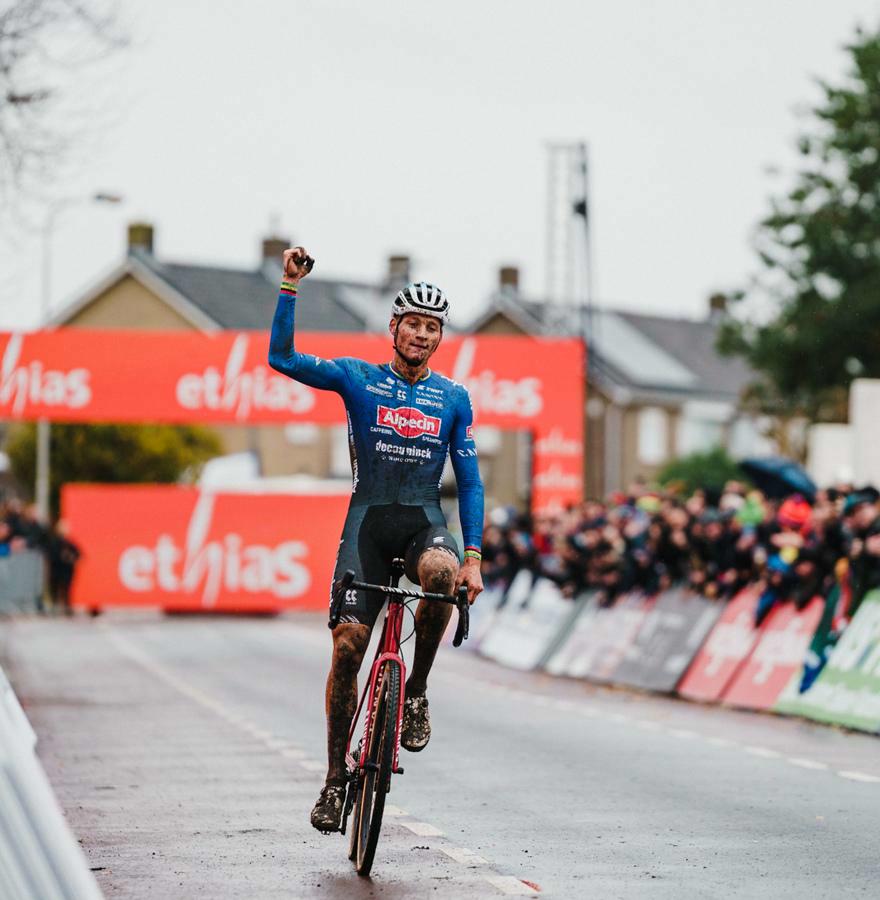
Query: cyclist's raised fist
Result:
<box><xmin>282</xmin><ymin>246</ymin><xmax>315</xmax><ymax>284</ymax></box>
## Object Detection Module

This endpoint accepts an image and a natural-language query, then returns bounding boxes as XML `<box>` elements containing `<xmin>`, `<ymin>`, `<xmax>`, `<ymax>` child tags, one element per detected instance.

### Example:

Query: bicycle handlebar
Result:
<box><xmin>328</xmin><ymin>570</ymin><xmax>470</xmax><ymax>647</ymax></box>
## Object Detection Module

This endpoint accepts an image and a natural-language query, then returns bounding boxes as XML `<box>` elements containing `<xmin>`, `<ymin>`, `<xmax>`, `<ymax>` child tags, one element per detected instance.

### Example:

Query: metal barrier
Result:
<box><xmin>0</xmin><ymin>666</ymin><xmax>103</xmax><ymax>899</ymax></box>
<box><xmin>0</xmin><ymin>551</ymin><xmax>44</xmax><ymax>614</ymax></box>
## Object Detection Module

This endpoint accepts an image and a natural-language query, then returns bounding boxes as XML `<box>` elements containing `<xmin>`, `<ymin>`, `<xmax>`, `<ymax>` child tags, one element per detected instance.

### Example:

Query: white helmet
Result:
<box><xmin>392</xmin><ymin>282</ymin><xmax>450</xmax><ymax>325</ymax></box>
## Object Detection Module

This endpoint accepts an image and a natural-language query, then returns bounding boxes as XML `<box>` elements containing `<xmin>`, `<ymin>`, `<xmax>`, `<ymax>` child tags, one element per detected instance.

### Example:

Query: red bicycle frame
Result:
<box><xmin>344</xmin><ymin>595</ymin><xmax>408</xmax><ymax>779</ymax></box>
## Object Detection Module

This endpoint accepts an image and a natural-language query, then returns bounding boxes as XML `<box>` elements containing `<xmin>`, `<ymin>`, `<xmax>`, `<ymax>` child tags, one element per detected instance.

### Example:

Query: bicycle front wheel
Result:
<box><xmin>351</xmin><ymin>660</ymin><xmax>400</xmax><ymax>876</ymax></box>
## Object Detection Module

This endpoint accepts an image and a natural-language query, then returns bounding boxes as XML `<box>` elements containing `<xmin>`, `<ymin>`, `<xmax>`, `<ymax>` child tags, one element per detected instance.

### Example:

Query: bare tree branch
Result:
<box><xmin>0</xmin><ymin>0</ymin><xmax>127</xmax><ymax>207</ymax></box>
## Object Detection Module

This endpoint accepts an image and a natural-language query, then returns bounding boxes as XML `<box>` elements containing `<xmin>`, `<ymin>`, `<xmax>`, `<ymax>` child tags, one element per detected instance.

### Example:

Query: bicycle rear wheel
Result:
<box><xmin>349</xmin><ymin>660</ymin><xmax>400</xmax><ymax>876</ymax></box>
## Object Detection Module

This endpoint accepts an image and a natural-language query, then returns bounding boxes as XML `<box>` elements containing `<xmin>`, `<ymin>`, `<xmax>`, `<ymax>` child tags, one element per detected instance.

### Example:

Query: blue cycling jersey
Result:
<box><xmin>268</xmin><ymin>290</ymin><xmax>484</xmax><ymax>551</ymax></box>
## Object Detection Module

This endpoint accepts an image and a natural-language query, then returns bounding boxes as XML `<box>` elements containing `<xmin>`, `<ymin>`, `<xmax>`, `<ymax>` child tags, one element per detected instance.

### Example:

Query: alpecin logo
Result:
<box><xmin>377</xmin><ymin>405</ymin><xmax>441</xmax><ymax>438</ymax></box>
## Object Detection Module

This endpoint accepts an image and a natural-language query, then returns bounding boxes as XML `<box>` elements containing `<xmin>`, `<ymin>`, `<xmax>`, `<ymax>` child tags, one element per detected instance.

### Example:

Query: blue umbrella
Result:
<box><xmin>739</xmin><ymin>456</ymin><xmax>817</xmax><ymax>502</ymax></box>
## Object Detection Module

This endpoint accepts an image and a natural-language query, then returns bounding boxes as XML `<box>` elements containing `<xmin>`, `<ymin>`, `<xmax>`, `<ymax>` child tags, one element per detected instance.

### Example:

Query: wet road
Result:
<box><xmin>2</xmin><ymin>611</ymin><xmax>879</xmax><ymax>899</ymax></box>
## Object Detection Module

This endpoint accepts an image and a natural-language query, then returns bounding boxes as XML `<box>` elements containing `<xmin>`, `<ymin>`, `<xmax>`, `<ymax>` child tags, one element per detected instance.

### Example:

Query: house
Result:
<box><xmin>469</xmin><ymin>271</ymin><xmax>772</xmax><ymax>498</ymax></box>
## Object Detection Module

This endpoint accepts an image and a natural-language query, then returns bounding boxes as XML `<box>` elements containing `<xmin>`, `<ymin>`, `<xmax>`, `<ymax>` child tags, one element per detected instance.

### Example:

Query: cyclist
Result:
<box><xmin>268</xmin><ymin>247</ymin><xmax>484</xmax><ymax>833</ymax></box>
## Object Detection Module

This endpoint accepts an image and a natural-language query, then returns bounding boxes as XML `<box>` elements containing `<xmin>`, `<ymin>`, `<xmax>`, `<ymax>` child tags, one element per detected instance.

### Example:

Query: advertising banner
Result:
<box><xmin>63</xmin><ymin>485</ymin><xmax>349</xmax><ymax>613</ymax></box>
<box><xmin>677</xmin><ymin>586</ymin><xmax>762</xmax><ymax>702</ymax></box>
<box><xmin>1</xmin><ymin>331</ymin><xmax>584</xmax><ymax>512</ymax></box>
<box><xmin>720</xmin><ymin>597</ymin><xmax>824</xmax><ymax>710</ymax></box>
<box><xmin>543</xmin><ymin>592</ymin><xmax>650</xmax><ymax>682</ymax></box>
<box><xmin>613</xmin><ymin>588</ymin><xmax>724</xmax><ymax>693</ymax></box>
<box><xmin>478</xmin><ymin>577</ymin><xmax>579</xmax><ymax>671</ymax></box>
<box><xmin>774</xmin><ymin>590</ymin><xmax>880</xmax><ymax>732</ymax></box>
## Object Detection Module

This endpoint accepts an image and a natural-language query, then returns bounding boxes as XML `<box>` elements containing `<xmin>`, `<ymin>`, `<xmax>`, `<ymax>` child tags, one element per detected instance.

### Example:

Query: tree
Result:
<box><xmin>658</xmin><ymin>447</ymin><xmax>744</xmax><ymax>497</ymax></box>
<box><xmin>719</xmin><ymin>25</ymin><xmax>880</xmax><ymax>427</ymax></box>
<box><xmin>0</xmin><ymin>0</ymin><xmax>126</xmax><ymax>208</ymax></box>
<box><xmin>6</xmin><ymin>423</ymin><xmax>222</xmax><ymax>515</ymax></box>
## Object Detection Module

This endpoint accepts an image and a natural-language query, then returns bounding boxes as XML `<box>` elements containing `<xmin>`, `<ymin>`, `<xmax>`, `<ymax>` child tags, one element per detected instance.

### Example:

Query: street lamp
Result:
<box><xmin>36</xmin><ymin>192</ymin><xmax>124</xmax><ymax>521</ymax></box>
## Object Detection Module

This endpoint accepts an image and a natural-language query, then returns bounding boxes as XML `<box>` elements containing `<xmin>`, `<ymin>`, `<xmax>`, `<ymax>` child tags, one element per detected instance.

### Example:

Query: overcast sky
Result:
<box><xmin>3</xmin><ymin>0</ymin><xmax>880</xmax><ymax>331</ymax></box>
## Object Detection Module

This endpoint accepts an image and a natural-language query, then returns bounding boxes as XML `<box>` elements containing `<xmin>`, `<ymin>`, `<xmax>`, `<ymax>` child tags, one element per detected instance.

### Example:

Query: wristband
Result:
<box><xmin>280</xmin><ymin>280</ymin><xmax>298</xmax><ymax>296</ymax></box>
<box><xmin>464</xmin><ymin>549</ymin><xmax>482</xmax><ymax>561</ymax></box>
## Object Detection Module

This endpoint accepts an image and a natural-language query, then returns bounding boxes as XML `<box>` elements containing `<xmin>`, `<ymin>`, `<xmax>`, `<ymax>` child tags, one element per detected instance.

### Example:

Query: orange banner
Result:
<box><xmin>63</xmin><ymin>485</ymin><xmax>350</xmax><ymax>613</ymax></box>
<box><xmin>3</xmin><ymin>330</ymin><xmax>584</xmax><ymax>511</ymax></box>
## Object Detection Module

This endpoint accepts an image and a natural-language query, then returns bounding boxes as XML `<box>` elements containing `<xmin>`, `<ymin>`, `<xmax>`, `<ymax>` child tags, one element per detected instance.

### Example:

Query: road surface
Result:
<box><xmin>2</xmin><ymin>611</ymin><xmax>879</xmax><ymax>898</ymax></box>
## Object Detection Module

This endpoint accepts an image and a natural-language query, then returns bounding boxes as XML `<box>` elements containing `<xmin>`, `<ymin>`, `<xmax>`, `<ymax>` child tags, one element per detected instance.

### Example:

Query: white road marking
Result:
<box><xmin>788</xmin><ymin>758</ymin><xmax>828</xmax><ymax>771</ymax></box>
<box><xmin>400</xmin><ymin>820</ymin><xmax>445</xmax><ymax>837</ymax></box>
<box><xmin>610</xmin><ymin>712</ymin><xmax>631</xmax><ymax>723</ymax></box>
<box><xmin>483</xmin><ymin>874</ymin><xmax>540</xmax><ymax>894</ymax></box>
<box><xmin>838</xmin><ymin>771</ymin><xmax>880</xmax><ymax>784</ymax></box>
<box><xmin>707</xmin><ymin>736</ymin><xmax>735</xmax><ymax>747</ymax></box>
<box><xmin>745</xmin><ymin>746</ymin><xmax>782</xmax><ymax>759</ymax></box>
<box><xmin>669</xmin><ymin>728</ymin><xmax>698</xmax><ymax>739</ymax></box>
<box><xmin>634</xmin><ymin>719</ymin><xmax>660</xmax><ymax>730</ymax></box>
<box><xmin>383</xmin><ymin>804</ymin><xmax>408</xmax><ymax>817</ymax></box>
<box><xmin>441</xmin><ymin>846</ymin><xmax>490</xmax><ymax>866</ymax></box>
<box><xmin>281</xmin><ymin>748</ymin><xmax>308</xmax><ymax>760</ymax></box>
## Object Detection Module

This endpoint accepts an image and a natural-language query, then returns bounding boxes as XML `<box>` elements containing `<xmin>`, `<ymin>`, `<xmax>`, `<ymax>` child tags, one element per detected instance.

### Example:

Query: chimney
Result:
<box><xmin>262</xmin><ymin>235</ymin><xmax>290</xmax><ymax>264</ymax></box>
<box><xmin>708</xmin><ymin>292</ymin><xmax>728</xmax><ymax>321</ymax></box>
<box><xmin>128</xmin><ymin>222</ymin><xmax>154</xmax><ymax>255</ymax></box>
<box><xmin>387</xmin><ymin>254</ymin><xmax>411</xmax><ymax>285</ymax></box>
<box><xmin>498</xmin><ymin>265</ymin><xmax>519</xmax><ymax>294</ymax></box>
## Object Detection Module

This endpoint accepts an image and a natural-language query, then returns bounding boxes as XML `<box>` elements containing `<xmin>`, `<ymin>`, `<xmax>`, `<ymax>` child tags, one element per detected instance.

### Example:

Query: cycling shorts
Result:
<box><xmin>332</xmin><ymin>503</ymin><xmax>461</xmax><ymax>627</ymax></box>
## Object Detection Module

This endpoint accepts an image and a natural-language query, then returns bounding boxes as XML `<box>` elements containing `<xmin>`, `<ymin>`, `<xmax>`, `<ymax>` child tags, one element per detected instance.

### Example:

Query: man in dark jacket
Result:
<box><xmin>47</xmin><ymin>520</ymin><xmax>81</xmax><ymax>615</ymax></box>
<box><xmin>844</xmin><ymin>487</ymin><xmax>880</xmax><ymax>616</ymax></box>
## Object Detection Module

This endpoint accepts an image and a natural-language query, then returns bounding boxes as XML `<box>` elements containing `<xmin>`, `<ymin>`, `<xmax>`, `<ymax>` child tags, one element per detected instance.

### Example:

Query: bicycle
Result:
<box><xmin>327</xmin><ymin>558</ymin><xmax>470</xmax><ymax>876</ymax></box>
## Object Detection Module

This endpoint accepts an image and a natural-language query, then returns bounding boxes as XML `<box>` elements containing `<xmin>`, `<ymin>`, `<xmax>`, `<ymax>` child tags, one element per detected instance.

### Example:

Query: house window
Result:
<box><xmin>677</xmin><ymin>401</ymin><xmax>732</xmax><ymax>456</ymax></box>
<box><xmin>637</xmin><ymin>407</ymin><xmax>668</xmax><ymax>465</ymax></box>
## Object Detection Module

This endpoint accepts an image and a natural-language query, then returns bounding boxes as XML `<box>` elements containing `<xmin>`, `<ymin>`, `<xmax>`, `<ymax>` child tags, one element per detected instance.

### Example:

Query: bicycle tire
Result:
<box><xmin>351</xmin><ymin>660</ymin><xmax>400</xmax><ymax>876</ymax></box>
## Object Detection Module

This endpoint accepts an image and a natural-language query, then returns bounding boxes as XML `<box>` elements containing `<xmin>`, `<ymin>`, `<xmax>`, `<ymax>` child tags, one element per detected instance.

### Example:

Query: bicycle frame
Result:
<box><xmin>348</xmin><ymin>609</ymin><xmax>405</xmax><ymax>779</ymax></box>
<box><xmin>344</xmin><ymin>579</ymin><xmax>408</xmax><ymax>782</ymax></box>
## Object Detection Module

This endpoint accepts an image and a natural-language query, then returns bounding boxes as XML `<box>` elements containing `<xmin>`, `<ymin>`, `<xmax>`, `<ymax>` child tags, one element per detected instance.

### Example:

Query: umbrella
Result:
<box><xmin>739</xmin><ymin>456</ymin><xmax>817</xmax><ymax>503</ymax></box>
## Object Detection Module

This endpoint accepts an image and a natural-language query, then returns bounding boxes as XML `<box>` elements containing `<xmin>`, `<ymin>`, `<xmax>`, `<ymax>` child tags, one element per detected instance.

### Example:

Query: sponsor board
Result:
<box><xmin>677</xmin><ymin>586</ymin><xmax>763</xmax><ymax>702</ymax></box>
<box><xmin>613</xmin><ymin>588</ymin><xmax>724</xmax><ymax>693</ymax></box>
<box><xmin>774</xmin><ymin>590</ymin><xmax>880</xmax><ymax>732</ymax></box>
<box><xmin>720</xmin><ymin>597</ymin><xmax>824</xmax><ymax>710</ymax></box>
<box><xmin>63</xmin><ymin>485</ymin><xmax>349</xmax><ymax>612</ymax></box>
<box><xmin>478</xmin><ymin>577</ymin><xmax>578</xmax><ymax>670</ymax></box>
<box><xmin>543</xmin><ymin>592</ymin><xmax>650</xmax><ymax>682</ymax></box>
<box><xmin>1</xmin><ymin>330</ymin><xmax>584</xmax><ymax>513</ymax></box>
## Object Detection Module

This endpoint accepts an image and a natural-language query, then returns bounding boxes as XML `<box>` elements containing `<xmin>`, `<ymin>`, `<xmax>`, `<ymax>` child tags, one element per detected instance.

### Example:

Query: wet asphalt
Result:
<box><xmin>1</xmin><ymin>610</ymin><xmax>879</xmax><ymax>899</ymax></box>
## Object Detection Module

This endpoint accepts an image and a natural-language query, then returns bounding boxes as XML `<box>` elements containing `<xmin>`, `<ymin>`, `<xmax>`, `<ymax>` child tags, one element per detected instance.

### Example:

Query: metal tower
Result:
<box><xmin>544</xmin><ymin>141</ymin><xmax>594</xmax><ymax>345</ymax></box>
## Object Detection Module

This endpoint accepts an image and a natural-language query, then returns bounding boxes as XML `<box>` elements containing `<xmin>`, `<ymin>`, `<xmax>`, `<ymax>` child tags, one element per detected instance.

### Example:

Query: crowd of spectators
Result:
<box><xmin>0</xmin><ymin>498</ymin><xmax>81</xmax><ymax>613</ymax></box>
<box><xmin>481</xmin><ymin>481</ymin><xmax>880</xmax><ymax>623</ymax></box>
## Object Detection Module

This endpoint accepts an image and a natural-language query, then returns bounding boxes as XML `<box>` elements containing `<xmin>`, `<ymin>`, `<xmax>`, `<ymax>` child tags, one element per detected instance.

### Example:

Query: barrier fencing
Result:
<box><xmin>471</xmin><ymin>577</ymin><xmax>880</xmax><ymax>736</ymax></box>
<box><xmin>0</xmin><ymin>551</ymin><xmax>44</xmax><ymax>615</ymax></box>
<box><xmin>0</xmin><ymin>665</ymin><xmax>103</xmax><ymax>899</ymax></box>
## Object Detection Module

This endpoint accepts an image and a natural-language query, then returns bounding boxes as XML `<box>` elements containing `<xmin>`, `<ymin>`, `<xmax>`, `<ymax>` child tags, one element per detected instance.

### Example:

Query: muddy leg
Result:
<box><xmin>324</xmin><ymin>622</ymin><xmax>371</xmax><ymax>783</ymax></box>
<box><xmin>406</xmin><ymin>549</ymin><xmax>458</xmax><ymax>698</ymax></box>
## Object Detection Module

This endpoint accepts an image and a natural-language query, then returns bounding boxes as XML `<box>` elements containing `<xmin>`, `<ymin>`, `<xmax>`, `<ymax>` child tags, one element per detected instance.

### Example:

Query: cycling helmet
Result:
<box><xmin>392</xmin><ymin>282</ymin><xmax>450</xmax><ymax>325</ymax></box>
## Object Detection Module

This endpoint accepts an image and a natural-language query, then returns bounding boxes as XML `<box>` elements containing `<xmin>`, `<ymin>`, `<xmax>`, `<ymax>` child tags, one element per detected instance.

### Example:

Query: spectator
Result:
<box><xmin>480</xmin><ymin>485</ymin><xmax>841</xmax><ymax>614</ymax></box>
<box><xmin>47</xmin><ymin>520</ymin><xmax>81</xmax><ymax>615</ymax></box>
<box><xmin>842</xmin><ymin>487</ymin><xmax>880</xmax><ymax>616</ymax></box>
<box><xmin>0</xmin><ymin>521</ymin><xmax>11</xmax><ymax>557</ymax></box>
